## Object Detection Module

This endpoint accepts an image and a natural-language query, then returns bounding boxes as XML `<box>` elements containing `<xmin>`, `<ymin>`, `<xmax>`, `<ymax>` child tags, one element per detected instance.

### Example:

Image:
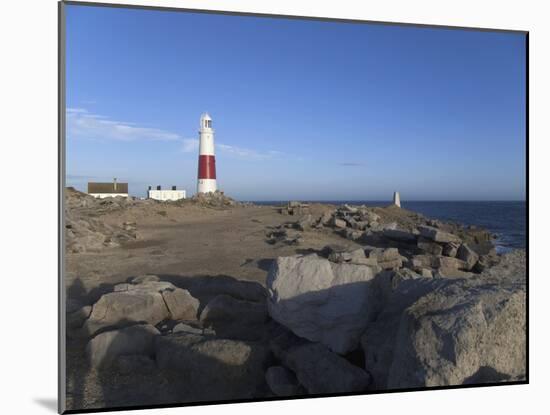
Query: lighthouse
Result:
<box><xmin>197</xmin><ymin>113</ymin><xmax>217</xmax><ymax>194</ymax></box>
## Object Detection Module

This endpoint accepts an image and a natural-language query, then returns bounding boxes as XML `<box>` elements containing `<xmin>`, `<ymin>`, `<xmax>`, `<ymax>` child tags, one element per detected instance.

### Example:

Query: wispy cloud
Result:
<box><xmin>217</xmin><ymin>143</ymin><xmax>282</xmax><ymax>160</ymax></box>
<box><xmin>181</xmin><ymin>139</ymin><xmax>288</xmax><ymax>161</ymax></box>
<box><xmin>339</xmin><ymin>162</ymin><xmax>365</xmax><ymax>167</ymax></box>
<box><xmin>67</xmin><ymin>108</ymin><xmax>292</xmax><ymax>161</ymax></box>
<box><xmin>67</xmin><ymin>108</ymin><xmax>181</xmax><ymax>142</ymax></box>
<box><xmin>181</xmin><ymin>138</ymin><xmax>200</xmax><ymax>153</ymax></box>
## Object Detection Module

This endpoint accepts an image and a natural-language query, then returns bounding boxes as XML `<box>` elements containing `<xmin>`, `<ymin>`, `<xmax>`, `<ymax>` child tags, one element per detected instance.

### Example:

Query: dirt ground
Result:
<box><xmin>65</xmin><ymin>202</ymin><xmax>358</xmax><ymax>307</ymax></box>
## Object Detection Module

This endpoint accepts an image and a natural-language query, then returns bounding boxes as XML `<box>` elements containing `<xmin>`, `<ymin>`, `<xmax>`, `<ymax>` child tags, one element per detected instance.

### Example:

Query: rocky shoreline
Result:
<box><xmin>64</xmin><ymin>190</ymin><xmax>526</xmax><ymax>410</ymax></box>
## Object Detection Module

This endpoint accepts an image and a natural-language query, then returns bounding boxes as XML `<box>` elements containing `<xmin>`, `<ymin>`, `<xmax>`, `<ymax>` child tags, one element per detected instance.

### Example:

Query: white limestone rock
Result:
<box><xmin>83</xmin><ymin>286</ymin><xmax>171</xmax><ymax>336</ymax></box>
<box><xmin>267</xmin><ymin>254</ymin><xmax>377</xmax><ymax>354</ymax></box>
<box><xmin>457</xmin><ymin>243</ymin><xmax>480</xmax><ymax>271</ymax></box>
<box><xmin>332</xmin><ymin>218</ymin><xmax>347</xmax><ymax>229</ymax></box>
<box><xmin>162</xmin><ymin>288</ymin><xmax>199</xmax><ymax>320</ymax></box>
<box><xmin>387</xmin><ymin>280</ymin><xmax>526</xmax><ymax>388</ymax></box>
<box><xmin>418</xmin><ymin>225</ymin><xmax>462</xmax><ymax>244</ymax></box>
<box><xmin>362</xmin><ymin>255</ymin><xmax>526</xmax><ymax>390</ymax></box>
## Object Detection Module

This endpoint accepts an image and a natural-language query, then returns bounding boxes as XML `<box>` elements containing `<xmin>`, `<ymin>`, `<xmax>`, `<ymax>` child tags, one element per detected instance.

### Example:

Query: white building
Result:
<box><xmin>147</xmin><ymin>185</ymin><xmax>186</xmax><ymax>201</ymax></box>
<box><xmin>88</xmin><ymin>179</ymin><xmax>128</xmax><ymax>198</ymax></box>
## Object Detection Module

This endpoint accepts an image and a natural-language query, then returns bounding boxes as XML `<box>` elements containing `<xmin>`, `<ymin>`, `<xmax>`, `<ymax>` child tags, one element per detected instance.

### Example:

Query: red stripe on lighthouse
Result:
<box><xmin>198</xmin><ymin>155</ymin><xmax>216</xmax><ymax>179</ymax></box>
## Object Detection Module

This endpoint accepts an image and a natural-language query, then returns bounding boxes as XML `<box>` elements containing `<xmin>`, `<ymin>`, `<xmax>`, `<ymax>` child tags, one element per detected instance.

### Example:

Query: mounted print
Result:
<box><xmin>59</xmin><ymin>1</ymin><xmax>528</xmax><ymax>413</ymax></box>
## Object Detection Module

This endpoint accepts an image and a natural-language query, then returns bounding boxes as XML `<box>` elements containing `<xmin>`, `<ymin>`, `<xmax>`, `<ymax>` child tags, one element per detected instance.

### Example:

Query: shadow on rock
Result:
<box><xmin>155</xmin><ymin>332</ymin><xmax>273</xmax><ymax>402</ymax></box>
<box><xmin>66</xmin><ymin>277</ymin><xmax>121</xmax><ymax>312</ymax></box>
<box><xmin>155</xmin><ymin>273</ymin><xmax>267</xmax><ymax>315</ymax></box>
<box><xmin>240</xmin><ymin>257</ymin><xmax>274</xmax><ymax>272</ymax></box>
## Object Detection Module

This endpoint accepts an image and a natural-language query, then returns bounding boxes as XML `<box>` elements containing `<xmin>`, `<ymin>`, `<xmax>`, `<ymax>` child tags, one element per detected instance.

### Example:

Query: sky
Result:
<box><xmin>65</xmin><ymin>5</ymin><xmax>526</xmax><ymax>201</ymax></box>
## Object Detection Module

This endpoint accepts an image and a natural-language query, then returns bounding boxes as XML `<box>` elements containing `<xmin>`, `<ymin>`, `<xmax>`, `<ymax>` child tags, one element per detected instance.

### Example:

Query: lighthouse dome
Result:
<box><xmin>200</xmin><ymin>113</ymin><xmax>213</xmax><ymax>129</ymax></box>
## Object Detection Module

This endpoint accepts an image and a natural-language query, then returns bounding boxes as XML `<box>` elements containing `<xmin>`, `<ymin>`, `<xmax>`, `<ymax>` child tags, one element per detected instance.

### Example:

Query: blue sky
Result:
<box><xmin>65</xmin><ymin>5</ymin><xmax>526</xmax><ymax>201</ymax></box>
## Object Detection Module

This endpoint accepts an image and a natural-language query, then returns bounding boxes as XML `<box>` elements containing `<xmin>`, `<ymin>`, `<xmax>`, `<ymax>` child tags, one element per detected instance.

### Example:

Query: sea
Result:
<box><xmin>252</xmin><ymin>201</ymin><xmax>527</xmax><ymax>253</ymax></box>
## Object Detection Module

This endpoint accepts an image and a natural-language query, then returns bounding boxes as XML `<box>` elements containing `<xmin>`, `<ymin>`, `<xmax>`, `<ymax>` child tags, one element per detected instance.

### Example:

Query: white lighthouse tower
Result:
<box><xmin>197</xmin><ymin>113</ymin><xmax>217</xmax><ymax>194</ymax></box>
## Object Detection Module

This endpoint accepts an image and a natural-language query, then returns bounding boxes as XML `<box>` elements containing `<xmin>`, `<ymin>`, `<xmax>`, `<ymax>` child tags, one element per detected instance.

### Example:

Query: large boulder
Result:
<box><xmin>479</xmin><ymin>249</ymin><xmax>526</xmax><ymax>283</ymax></box>
<box><xmin>383</xmin><ymin>229</ymin><xmax>418</xmax><ymax>242</ymax></box>
<box><xmin>417</xmin><ymin>237</ymin><xmax>444</xmax><ymax>256</ymax></box>
<box><xmin>362</xmin><ymin>278</ymin><xmax>441</xmax><ymax>389</ymax></box>
<box><xmin>83</xmin><ymin>280</ymin><xmax>198</xmax><ymax>336</ymax></box>
<box><xmin>435</xmin><ymin>256</ymin><xmax>468</xmax><ymax>271</ymax></box>
<box><xmin>270</xmin><ymin>329</ymin><xmax>371</xmax><ymax>394</ymax></box>
<box><xmin>457</xmin><ymin>243</ymin><xmax>480</xmax><ymax>271</ymax></box>
<box><xmin>364</xmin><ymin>247</ymin><xmax>404</xmax><ymax>270</ymax></box>
<box><xmin>387</xmin><ymin>279</ymin><xmax>525</xmax><ymax>388</ymax></box>
<box><xmin>362</xmin><ymin>258</ymin><xmax>526</xmax><ymax>389</ymax></box>
<box><xmin>442</xmin><ymin>241</ymin><xmax>461</xmax><ymax>257</ymax></box>
<box><xmin>267</xmin><ymin>254</ymin><xmax>377</xmax><ymax>354</ymax></box>
<box><xmin>332</xmin><ymin>217</ymin><xmax>347</xmax><ymax>229</ymax></box>
<box><xmin>418</xmin><ymin>225</ymin><xmax>461</xmax><ymax>244</ymax></box>
<box><xmin>84</xmin><ymin>290</ymin><xmax>169</xmax><ymax>336</ymax></box>
<box><xmin>162</xmin><ymin>288</ymin><xmax>199</xmax><ymax>320</ymax></box>
<box><xmin>86</xmin><ymin>324</ymin><xmax>159</xmax><ymax>368</ymax></box>
<box><xmin>155</xmin><ymin>332</ymin><xmax>269</xmax><ymax>399</ymax></box>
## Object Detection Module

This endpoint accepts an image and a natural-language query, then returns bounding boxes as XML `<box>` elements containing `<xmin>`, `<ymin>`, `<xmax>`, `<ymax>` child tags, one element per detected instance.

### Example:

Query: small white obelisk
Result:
<box><xmin>393</xmin><ymin>191</ymin><xmax>401</xmax><ymax>208</ymax></box>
